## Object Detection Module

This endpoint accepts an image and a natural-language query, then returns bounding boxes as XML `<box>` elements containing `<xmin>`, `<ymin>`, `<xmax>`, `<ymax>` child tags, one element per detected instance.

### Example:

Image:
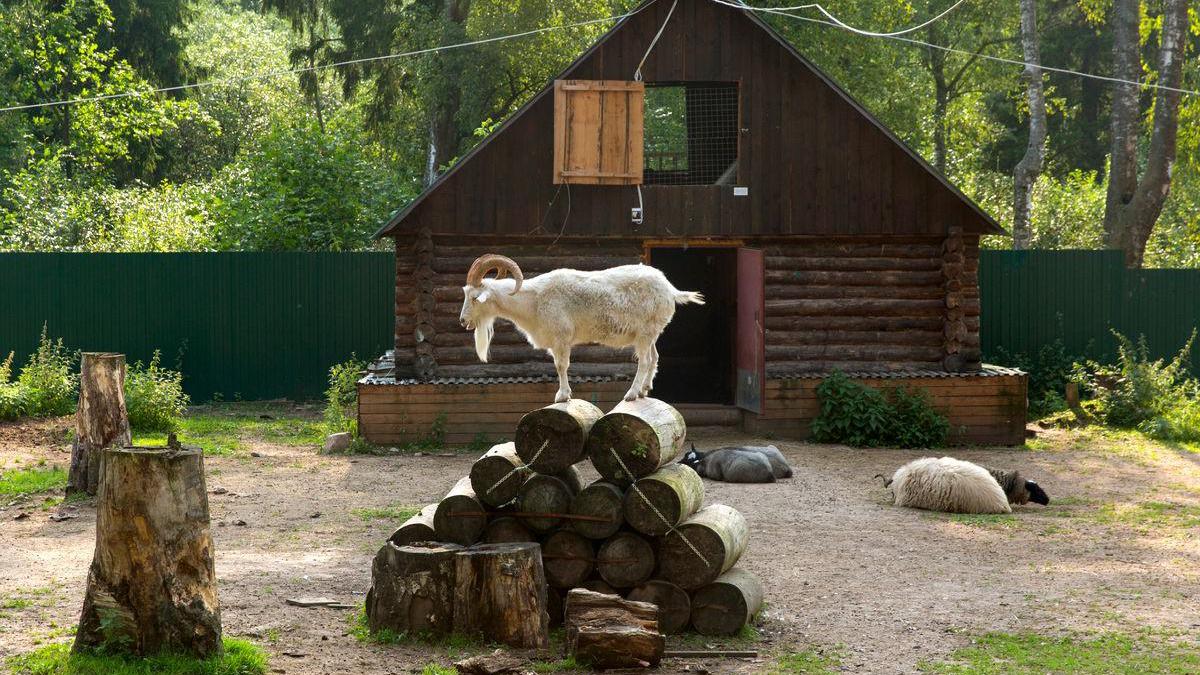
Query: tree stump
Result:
<box><xmin>469</xmin><ymin>442</ymin><xmax>530</xmax><ymax>508</ymax></box>
<box><xmin>564</xmin><ymin>589</ymin><xmax>664</xmax><ymax>669</ymax></box>
<box><xmin>626</xmin><ymin>580</ymin><xmax>691</xmax><ymax>634</ymax></box>
<box><xmin>690</xmin><ymin>568</ymin><xmax>764</xmax><ymax>636</ymax></box>
<box><xmin>388</xmin><ymin>504</ymin><xmax>438</xmax><ymax>546</ymax></box>
<box><xmin>366</xmin><ymin>541</ymin><xmax>462</xmax><ymax>636</ymax></box>
<box><xmin>623</xmin><ymin>463</ymin><xmax>704</xmax><ymax>536</ymax></box>
<box><xmin>515</xmin><ymin>399</ymin><xmax>603</xmax><ymax>473</ymax></box>
<box><xmin>586</xmin><ymin>398</ymin><xmax>687</xmax><ymax>483</ymax></box>
<box><xmin>570</xmin><ymin>480</ymin><xmax>625</xmax><ymax>540</ymax></box>
<box><xmin>483</xmin><ymin>516</ymin><xmax>535</xmax><ymax>544</ymax></box>
<box><xmin>453</xmin><ymin>543</ymin><xmax>549</xmax><ymax>649</ymax></box>
<box><xmin>67</xmin><ymin>353</ymin><xmax>132</xmax><ymax>496</ymax></box>
<box><xmin>74</xmin><ymin>445</ymin><xmax>220</xmax><ymax>657</ymax></box>
<box><xmin>542</xmin><ymin>529</ymin><xmax>595</xmax><ymax>589</ymax></box>
<box><xmin>518</xmin><ymin>470</ymin><xmax>580</xmax><ymax>533</ymax></box>
<box><xmin>596</xmin><ymin>531</ymin><xmax>655</xmax><ymax>589</ymax></box>
<box><xmin>657</xmin><ymin>504</ymin><xmax>748</xmax><ymax>589</ymax></box>
<box><xmin>434</xmin><ymin>477</ymin><xmax>488</xmax><ymax>546</ymax></box>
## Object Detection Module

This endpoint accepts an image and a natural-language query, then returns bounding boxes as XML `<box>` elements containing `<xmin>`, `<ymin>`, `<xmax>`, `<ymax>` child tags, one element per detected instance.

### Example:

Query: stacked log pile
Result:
<box><xmin>367</xmin><ymin>397</ymin><xmax>764</xmax><ymax>650</ymax></box>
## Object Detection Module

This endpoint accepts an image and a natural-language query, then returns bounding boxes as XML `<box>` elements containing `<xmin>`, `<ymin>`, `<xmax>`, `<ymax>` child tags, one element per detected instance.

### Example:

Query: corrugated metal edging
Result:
<box><xmin>980</xmin><ymin>250</ymin><xmax>1200</xmax><ymax>373</ymax></box>
<box><xmin>0</xmin><ymin>252</ymin><xmax>394</xmax><ymax>401</ymax></box>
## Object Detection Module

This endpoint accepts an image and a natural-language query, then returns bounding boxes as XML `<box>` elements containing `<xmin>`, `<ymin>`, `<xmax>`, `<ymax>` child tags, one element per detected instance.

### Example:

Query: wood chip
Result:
<box><xmin>286</xmin><ymin>597</ymin><xmax>339</xmax><ymax>608</ymax></box>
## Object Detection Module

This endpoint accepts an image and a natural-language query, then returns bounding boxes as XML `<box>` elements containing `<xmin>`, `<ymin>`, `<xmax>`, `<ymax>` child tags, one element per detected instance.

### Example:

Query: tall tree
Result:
<box><xmin>1011</xmin><ymin>0</ymin><xmax>1046</xmax><ymax>250</ymax></box>
<box><xmin>261</xmin><ymin>0</ymin><xmax>337</xmax><ymax>132</ymax></box>
<box><xmin>1103</xmin><ymin>0</ymin><xmax>1189</xmax><ymax>268</ymax></box>
<box><xmin>103</xmin><ymin>0</ymin><xmax>193</xmax><ymax>86</ymax></box>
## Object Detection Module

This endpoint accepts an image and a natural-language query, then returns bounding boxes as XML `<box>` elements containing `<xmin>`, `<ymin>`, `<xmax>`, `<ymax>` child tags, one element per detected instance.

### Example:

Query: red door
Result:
<box><xmin>735</xmin><ymin>248</ymin><xmax>765</xmax><ymax>413</ymax></box>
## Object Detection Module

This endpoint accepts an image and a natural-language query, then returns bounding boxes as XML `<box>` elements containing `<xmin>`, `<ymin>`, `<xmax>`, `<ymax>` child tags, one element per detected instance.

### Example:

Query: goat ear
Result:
<box><xmin>477</xmin><ymin>289</ymin><xmax>492</xmax><ymax>303</ymax></box>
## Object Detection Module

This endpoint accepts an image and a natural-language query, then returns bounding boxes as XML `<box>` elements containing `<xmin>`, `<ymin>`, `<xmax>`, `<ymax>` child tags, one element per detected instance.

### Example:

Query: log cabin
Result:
<box><xmin>358</xmin><ymin>0</ymin><xmax>1028</xmax><ymax>447</ymax></box>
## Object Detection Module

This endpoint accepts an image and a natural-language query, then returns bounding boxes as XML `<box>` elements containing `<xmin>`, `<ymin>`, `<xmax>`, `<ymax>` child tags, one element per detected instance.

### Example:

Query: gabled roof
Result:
<box><xmin>377</xmin><ymin>0</ymin><xmax>1004</xmax><ymax>238</ymax></box>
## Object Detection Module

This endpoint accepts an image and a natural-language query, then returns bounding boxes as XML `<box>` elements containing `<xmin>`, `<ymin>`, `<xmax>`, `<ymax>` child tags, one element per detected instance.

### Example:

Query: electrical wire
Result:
<box><xmin>634</xmin><ymin>0</ymin><xmax>679</xmax><ymax>81</ymax></box>
<box><xmin>0</xmin><ymin>3</ymin><xmax>658</xmax><ymax>114</ymax></box>
<box><xmin>715</xmin><ymin>0</ymin><xmax>968</xmax><ymax>37</ymax></box>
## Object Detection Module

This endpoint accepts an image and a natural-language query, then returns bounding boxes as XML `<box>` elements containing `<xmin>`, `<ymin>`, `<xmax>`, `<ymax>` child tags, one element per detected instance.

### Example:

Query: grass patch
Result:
<box><xmin>131</xmin><ymin>403</ymin><xmax>326</xmax><ymax>456</ymax></box>
<box><xmin>351</xmin><ymin>504</ymin><xmax>421</xmax><ymax>522</ymax></box>
<box><xmin>769</xmin><ymin>646</ymin><xmax>843</xmax><ymax>673</ymax></box>
<box><xmin>946</xmin><ymin>513</ymin><xmax>1019</xmax><ymax>529</ymax></box>
<box><xmin>920</xmin><ymin>631</ymin><xmax>1200</xmax><ymax>674</ymax></box>
<box><xmin>0</xmin><ymin>467</ymin><xmax>67</xmax><ymax>498</ymax></box>
<box><xmin>5</xmin><ymin>637</ymin><xmax>267</xmax><ymax>675</ymax></box>
<box><xmin>530</xmin><ymin>656</ymin><xmax>580</xmax><ymax>673</ymax></box>
<box><xmin>419</xmin><ymin>666</ymin><xmax>455</xmax><ymax>675</ymax></box>
<box><xmin>1092</xmin><ymin>501</ymin><xmax>1200</xmax><ymax>531</ymax></box>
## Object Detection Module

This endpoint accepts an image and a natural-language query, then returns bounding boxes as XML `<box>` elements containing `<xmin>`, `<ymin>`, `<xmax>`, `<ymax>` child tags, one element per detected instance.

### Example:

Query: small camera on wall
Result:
<box><xmin>631</xmin><ymin>207</ymin><xmax>644</xmax><ymax>224</ymax></box>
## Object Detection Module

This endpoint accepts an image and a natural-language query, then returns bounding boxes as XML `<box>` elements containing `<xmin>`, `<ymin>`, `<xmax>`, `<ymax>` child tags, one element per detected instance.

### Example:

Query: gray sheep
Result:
<box><xmin>679</xmin><ymin>443</ymin><xmax>793</xmax><ymax>483</ymax></box>
<box><xmin>879</xmin><ymin>457</ymin><xmax>1049</xmax><ymax>514</ymax></box>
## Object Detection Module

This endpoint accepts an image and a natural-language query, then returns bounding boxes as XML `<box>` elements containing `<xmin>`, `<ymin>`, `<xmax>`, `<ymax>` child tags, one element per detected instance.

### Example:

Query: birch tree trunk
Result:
<box><xmin>1011</xmin><ymin>0</ymin><xmax>1046</xmax><ymax>250</ymax></box>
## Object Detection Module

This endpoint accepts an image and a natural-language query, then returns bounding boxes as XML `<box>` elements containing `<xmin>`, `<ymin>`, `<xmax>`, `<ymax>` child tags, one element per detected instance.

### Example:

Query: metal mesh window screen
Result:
<box><xmin>643</xmin><ymin>83</ymin><xmax>739</xmax><ymax>186</ymax></box>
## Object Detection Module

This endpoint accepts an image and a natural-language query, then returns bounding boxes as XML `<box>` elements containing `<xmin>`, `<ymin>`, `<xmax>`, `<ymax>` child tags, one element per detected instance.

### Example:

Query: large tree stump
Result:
<box><xmin>74</xmin><ymin>445</ymin><xmax>220</xmax><ymax>657</ymax></box>
<box><xmin>365</xmin><ymin>541</ymin><xmax>462</xmax><ymax>636</ymax></box>
<box><xmin>690</xmin><ymin>568</ymin><xmax>764</xmax><ymax>636</ymax></box>
<box><xmin>482</xmin><ymin>516</ymin><xmax>535</xmax><ymax>544</ymax></box>
<box><xmin>453</xmin><ymin>543</ymin><xmax>549</xmax><ymax>649</ymax></box>
<box><xmin>626</xmin><ymin>580</ymin><xmax>691</xmax><ymax>634</ymax></box>
<box><xmin>596</xmin><ymin>531</ymin><xmax>655</xmax><ymax>589</ymax></box>
<box><xmin>388</xmin><ymin>504</ymin><xmax>438</xmax><ymax>546</ymax></box>
<box><xmin>469</xmin><ymin>442</ymin><xmax>530</xmax><ymax>508</ymax></box>
<box><xmin>67</xmin><ymin>353</ymin><xmax>132</xmax><ymax>496</ymax></box>
<box><xmin>515</xmin><ymin>399</ymin><xmax>603</xmax><ymax>473</ymax></box>
<box><xmin>570</xmin><ymin>480</ymin><xmax>625</xmax><ymax>540</ymax></box>
<box><xmin>434</xmin><ymin>477</ymin><xmax>488</xmax><ymax>546</ymax></box>
<box><xmin>542</xmin><ymin>529</ymin><xmax>595</xmax><ymax>589</ymax></box>
<box><xmin>657</xmin><ymin>504</ymin><xmax>748</xmax><ymax>589</ymax></box>
<box><xmin>518</xmin><ymin>467</ymin><xmax>582</xmax><ymax>533</ymax></box>
<box><xmin>623</xmin><ymin>463</ymin><xmax>704</xmax><ymax>536</ymax></box>
<box><xmin>564</xmin><ymin>589</ymin><xmax>664</xmax><ymax>669</ymax></box>
<box><xmin>586</xmin><ymin>398</ymin><xmax>687</xmax><ymax>483</ymax></box>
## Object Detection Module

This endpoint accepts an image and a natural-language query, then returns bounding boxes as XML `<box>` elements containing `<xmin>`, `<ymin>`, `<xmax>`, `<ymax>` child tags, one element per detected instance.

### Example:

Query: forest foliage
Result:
<box><xmin>0</xmin><ymin>0</ymin><xmax>1197</xmax><ymax>264</ymax></box>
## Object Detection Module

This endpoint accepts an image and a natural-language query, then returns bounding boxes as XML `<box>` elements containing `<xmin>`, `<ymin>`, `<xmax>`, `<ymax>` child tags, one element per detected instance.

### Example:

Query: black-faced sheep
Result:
<box><xmin>680</xmin><ymin>443</ymin><xmax>793</xmax><ymax>483</ymax></box>
<box><xmin>880</xmin><ymin>457</ymin><xmax>1051</xmax><ymax>514</ymax></box>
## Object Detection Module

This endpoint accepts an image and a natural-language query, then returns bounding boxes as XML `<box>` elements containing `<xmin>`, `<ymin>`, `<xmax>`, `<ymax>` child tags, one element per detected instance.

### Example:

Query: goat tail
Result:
<box><xmin>674</xmin><ymin>291</ymin><xmax>705</xmax><ymax>305</ymax></box>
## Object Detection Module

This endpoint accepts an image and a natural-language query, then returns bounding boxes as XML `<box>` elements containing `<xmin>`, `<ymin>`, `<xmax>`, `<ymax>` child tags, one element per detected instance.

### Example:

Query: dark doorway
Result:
<box><xmin>649</xmin><ymin>247</ymin><xmax>737</xmax><ymax>404</ymax></box>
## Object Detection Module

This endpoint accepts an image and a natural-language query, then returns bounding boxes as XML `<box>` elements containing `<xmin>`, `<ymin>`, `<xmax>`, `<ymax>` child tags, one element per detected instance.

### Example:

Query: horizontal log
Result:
<box><xmin>764</xmin><ymin>285</ymin><xmax>944</xmax><ymax>300</ymax></box>
<box><xmin>766</xmin><ymin>345</ymin><xmax>945</xmax><ymax>361</ymax></box>
<box><xmin>431</xmin><ymin>256</ymin><xmax>639</xmax><ymax>274</ymax></box>
<box><xmin>766</xmin><ymin>330</ymin><xmax>942</xmax><ymax>347</ymax></box>
<box><xmin>764</xmin><ymin>360</ymin><xmax>942</xmax><ymax>372</ymax></box>
<box><xmin>759</xmin><ymin>243</ymin><xmax>941</xmax><ymax>258</ymax></box>
<box><xmin>765</xmin><ymin>316</ymin><xmax>945</xmax><ymax>332</ymax></box>
<box><xmin>430</xmin><ymin>363</ymin><xmax>635</xmax><ymax>378</ymax></box>
<box><xmin>765</xmin><ymin>298</ymin><xmax>945</xmax><ymax>317</ymax></box>
<box><xmin>765</xmin><ymin>269</ymin><xmax>943</xmax><ymax>287</ymax></box>
<box><xmin>764</xmin><ymin>256</ymin><xmax>941</xmax><ymax>272</ymax></box>
<box><xmin>435</xmin><ymin>345</ymin><xmax>634</xmax><ymax>365</ymax></box>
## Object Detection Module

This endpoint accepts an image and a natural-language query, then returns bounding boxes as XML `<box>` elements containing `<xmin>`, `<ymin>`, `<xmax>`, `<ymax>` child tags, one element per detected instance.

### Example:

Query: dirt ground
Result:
<box><xmin>1</xmin><ymin>409</ymin><xmax>1199</xmax><ymax>674</ymax></box>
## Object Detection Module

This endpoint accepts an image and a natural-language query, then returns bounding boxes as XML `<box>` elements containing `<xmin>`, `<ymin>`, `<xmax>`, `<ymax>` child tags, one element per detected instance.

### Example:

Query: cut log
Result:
<box><xmin>454</xmin><ymin>649</ymin><xmax>530</xmax><ymax>675</ymax></box>
<box><xmin>564</xmin><ymin>589</ymin><xmax>664</xmax><ymax>669</ymax></box>
<box><xmin>586</xmin><ymin>398</ymin><xmax>687</xmax><ymax>483</ymax></box>
<box><xmin>366</xmin><ymin>541</ymin><xmax>461</xmax><ymax>636</ymax></box>
<box><xmin>623</xmin><ymin>464</ymin><xmax>704</xmax><ymax>536</ymax></box>
<box><xmin>657</xmin><ymin>504</ymin><xmax>749</xmax><ymax>589</ymax></box>
<box><xmin>434</xmin><ymin>477</ymin><xmax>488</xmax><ymax>546</ymax></box>
<box><xmin>453</xmin><ymin>543</ymin><xmax>549</xmax><ymax>649</ymax></box>
<box><xmin>542</xmin><ymin>529</ymin><xmax>595</xmax><ymax>589</ymax></box>
<box><xmin>579</xmin><ymin>579</ymin><xmax>617</xmax><ymax>595</ymax></box>
<box><xmin>482</xmin><ymin>516</ymin><xmax>535</xmax><ymax>544</ymax></box>
<box><xmin>67</xmin><ymin>353</ymin><xmax>132</xmax><ymax>496</ymax></box>
<box><xmin>514</xmin><ymin>400</ymin><xmax>604</xmax><ymax>474</ymax></box>
<box><xmin>690</xmin><ymin>568</ymin><xmax>764</xmax><ymax>636</ymax></box>
<box><xmin>570</xmin><ymin>480</ymin><xmax>625</xmax><ymax>540</ymax></box>
<box><xmin>626</xmin><ymin>580</ymin><xmax>691</xmax><ymax>634</ymax></box>
<box><xmin>387</xmin><ymin>503</ymin><xmax>437</xmax><ymax>546</ymax></box>
<box><xmin>518</xmin><ymin>470</ymin><xmax>581</xmax><ymax>533</ymax></box>
<box><xmin>74</xmin><ymin>444</ymin><xmax>220</xmax><ymax>657</ymax></box>
<box><xmin>469</xmin><ymin>442</ymin><xmax>530</xmax><ymax>508</ymax></box>
<box><xmin>596</xmin><ymin>531</ymin><xmax>655</xmax><ymax>589</ymax></box>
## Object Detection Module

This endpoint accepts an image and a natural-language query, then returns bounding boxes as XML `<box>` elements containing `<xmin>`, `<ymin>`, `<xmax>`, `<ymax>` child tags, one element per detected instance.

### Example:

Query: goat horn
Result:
<box><xmin>466</xmin><ymin>254</ymin><xmax>523</xmax><ymax>294</ymax></box>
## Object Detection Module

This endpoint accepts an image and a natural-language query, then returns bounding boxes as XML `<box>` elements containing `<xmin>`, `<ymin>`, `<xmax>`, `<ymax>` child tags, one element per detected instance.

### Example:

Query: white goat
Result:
<box><xmin>458</xmin><ymin>254</ymin><xmax>704</xmax><ymax>402</ymax></box>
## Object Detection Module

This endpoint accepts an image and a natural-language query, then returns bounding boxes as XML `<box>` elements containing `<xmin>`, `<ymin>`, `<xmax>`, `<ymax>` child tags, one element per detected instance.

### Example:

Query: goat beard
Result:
<box><xmin>474</xmin><ymin>317</ymin><xmax>496</xmax><ymax>363</ymax></box>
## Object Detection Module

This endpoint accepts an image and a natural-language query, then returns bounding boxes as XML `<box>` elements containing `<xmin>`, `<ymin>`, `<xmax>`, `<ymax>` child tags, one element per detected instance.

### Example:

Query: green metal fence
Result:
<box><xmin>0</xmin><ymin>253</ymin><xmax>394</xmax><ymax>401</ymax></box>
<box><xmin>1</xmin><ymin>251</ymin><xmax>1197</xmax><ymax>403</ymax></box>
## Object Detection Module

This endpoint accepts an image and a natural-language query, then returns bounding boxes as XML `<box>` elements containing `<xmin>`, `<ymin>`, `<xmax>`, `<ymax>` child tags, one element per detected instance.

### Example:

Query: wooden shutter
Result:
<box><xmin>553</xmin><ymin>80</ymin><xmax>644</xmax><ymax>185</ymax></box>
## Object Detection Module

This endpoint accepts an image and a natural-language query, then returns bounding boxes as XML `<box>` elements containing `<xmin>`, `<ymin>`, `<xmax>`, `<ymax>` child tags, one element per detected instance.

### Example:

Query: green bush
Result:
<box><xmin>810</xmin><ymin>372</ymin><xmax>949</xmax><ymax>448</ymax></box>
<box><xmin>0</xmin><ymin>352</ymin><xmax>24</xmax><ymax>419</ymax></box>
<box><xmin>1078</xmin><ymin>330</ymin><xmax>1196</xmax><ymax>429</ymax></box>
<box><xmin>125</xmin><ymin>351</ymin><xmax>190</xmax><ymax>432</ymax></box>
<box><xmin>990</xmin><ymin>339</ymin><xmax>1086</xmax><ymax>417</ymax></box>
<box><xmin>9</xmin><ymin>326</ymin><xmax>78</xmax><ymax>419</ymax></box>
<box><xmin>324</xmin><ymin>355</ymin><xmax>367</xmax><ymax>434</ymax></box>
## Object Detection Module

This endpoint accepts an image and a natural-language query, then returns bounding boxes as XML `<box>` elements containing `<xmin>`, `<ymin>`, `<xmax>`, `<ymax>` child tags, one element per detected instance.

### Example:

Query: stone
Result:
<box><xmin>324</xmin><ymin>432</ymin><xmax>353</xmax><ymax>453</ymax></box>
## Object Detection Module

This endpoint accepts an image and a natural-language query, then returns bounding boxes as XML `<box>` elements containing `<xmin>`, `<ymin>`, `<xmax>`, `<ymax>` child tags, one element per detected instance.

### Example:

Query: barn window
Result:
<box><xmin>552</xmin><ymin>80</ymin><xmax>644</xmax><ymax>185</ymax></box>
<box><xmin>643</xmin><ymin>83</ymin><xmax>739</xmax><ymax>186</ymax></box>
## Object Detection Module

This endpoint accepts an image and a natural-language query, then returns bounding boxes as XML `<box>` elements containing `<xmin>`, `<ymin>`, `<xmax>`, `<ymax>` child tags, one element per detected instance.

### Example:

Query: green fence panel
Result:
<box><xmin>0</xmin><ymin>253</ymin><xmax>394</xmax><ymax>401</ymax></box>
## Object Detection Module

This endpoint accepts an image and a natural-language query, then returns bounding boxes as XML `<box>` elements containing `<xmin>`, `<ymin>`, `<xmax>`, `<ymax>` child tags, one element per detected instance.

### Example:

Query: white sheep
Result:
<box><xmin>457</xmin><ymin>254</ymin><xmax>704</xmax><ymax>403</ymax></box>
<box><xmin>883</xmin><ymin>456</ymin><xmax>1012</xmax><ymax>514</ymax></box>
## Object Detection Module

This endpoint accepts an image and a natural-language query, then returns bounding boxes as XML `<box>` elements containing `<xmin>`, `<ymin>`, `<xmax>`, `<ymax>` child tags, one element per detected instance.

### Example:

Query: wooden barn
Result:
<box><xmin>358</xmin><ymin>0</ymin><xmax>1028</xmax><ymax>447</ymax></box>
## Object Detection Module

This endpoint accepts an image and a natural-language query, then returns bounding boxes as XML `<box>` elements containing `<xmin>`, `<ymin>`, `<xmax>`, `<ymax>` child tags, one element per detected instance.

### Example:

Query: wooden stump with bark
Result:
<box><xmin>626</xmin><ymin>580</ymin><xmax>692</xmax><ymax>634</ymax></box>
<box><xmin>387</xmin><ymin>504</ymin><xmax>438</xmax><ymax>546</ymax></box>
<box><xmin>366</xmin><ymin>541</ymin><xmax>462</xmax><ymax>636</ymax></box>
<box><xmin>657</xmin><ymin>504</ymin><xmax>748</xmax><ymax>589</ymax></box>
<box><xmin>587</xmin><ymin>398</ymin><xmax>687</xmax><ymax>483</ymax></box>
<box><xmin>434</xmin><ymin>477</ymin><xmax>488</xmax><ymax>546</ymax></box>
<box><xmin>564</xmin><ymin>589</ymin><xmax>664</xmax><ymax>669</ymax></box>
<box><xmin>453</xmin><ymin>542</ymin><xmax>549</xmax><ymax>649</ymax></box>
<box><xmin>515</xmin><ymin>399</ymin><xmax>603</xmax><ymax>473</ymax></box>
<box><xmin>67</xmin><ymin>353</ymin><xmax>132</xmax><ymax>496</ymax></box>
<box><xmin>570</xmin><ymin>479</ymin><xmax>625</xmax><ymax>540</ymax></box>
<box><xmin>74</xmin><ymin>444</ymin><xmax>221</xmax><ymax>657</ymax></box>
<box><xmin>690</xmin><ymin>568</ymin><xmax>764</xmax><ymax>636</ymax></box>
<box><xmin>542</xmin><ymin>529</ymin><xmax>595</xmax><ymax>589</ymax></box>
<box><xmin>469</xmin><ymin>442</ymin><xmax>530</xmax><ymax>508</ymax></box>
<box><xmin>623</xmin><ymin>463</ymin><xmax>704</xmax><ymax>536</ymax></box>
<box><xmin>596</xmin><ymin>531</ymin><xmax>655</xmax><ymax>589</ymax></box>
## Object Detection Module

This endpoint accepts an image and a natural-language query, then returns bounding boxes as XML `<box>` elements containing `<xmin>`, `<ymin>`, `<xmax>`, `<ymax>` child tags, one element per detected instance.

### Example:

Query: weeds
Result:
<box><xmin>125</xmin><ymin>351</ymin><xmax>190</xmax><ymax>432</ymax></box>
<box><xmin>0</xmin><ymin>326</ymin><xmax>77</xmax><ymax>421</ymax></box>
<box><xmin>920</xmin><ymin>631</ymin><xmax>1200</xmax><ymax>673</ymax></box>
<box><xmin>811</xmin><ymin>372</ymin><xmax>948</xmax><ymax>448</ymax></box>
<box><xmin>0</xmin><ymin>466</ymin><xmax>68</xmax><ymax>497</ymax></box>
<box><xmin>4</xmin><ymin>637</ymin><xmax>268</xmax><ymax>675</ymax></box>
